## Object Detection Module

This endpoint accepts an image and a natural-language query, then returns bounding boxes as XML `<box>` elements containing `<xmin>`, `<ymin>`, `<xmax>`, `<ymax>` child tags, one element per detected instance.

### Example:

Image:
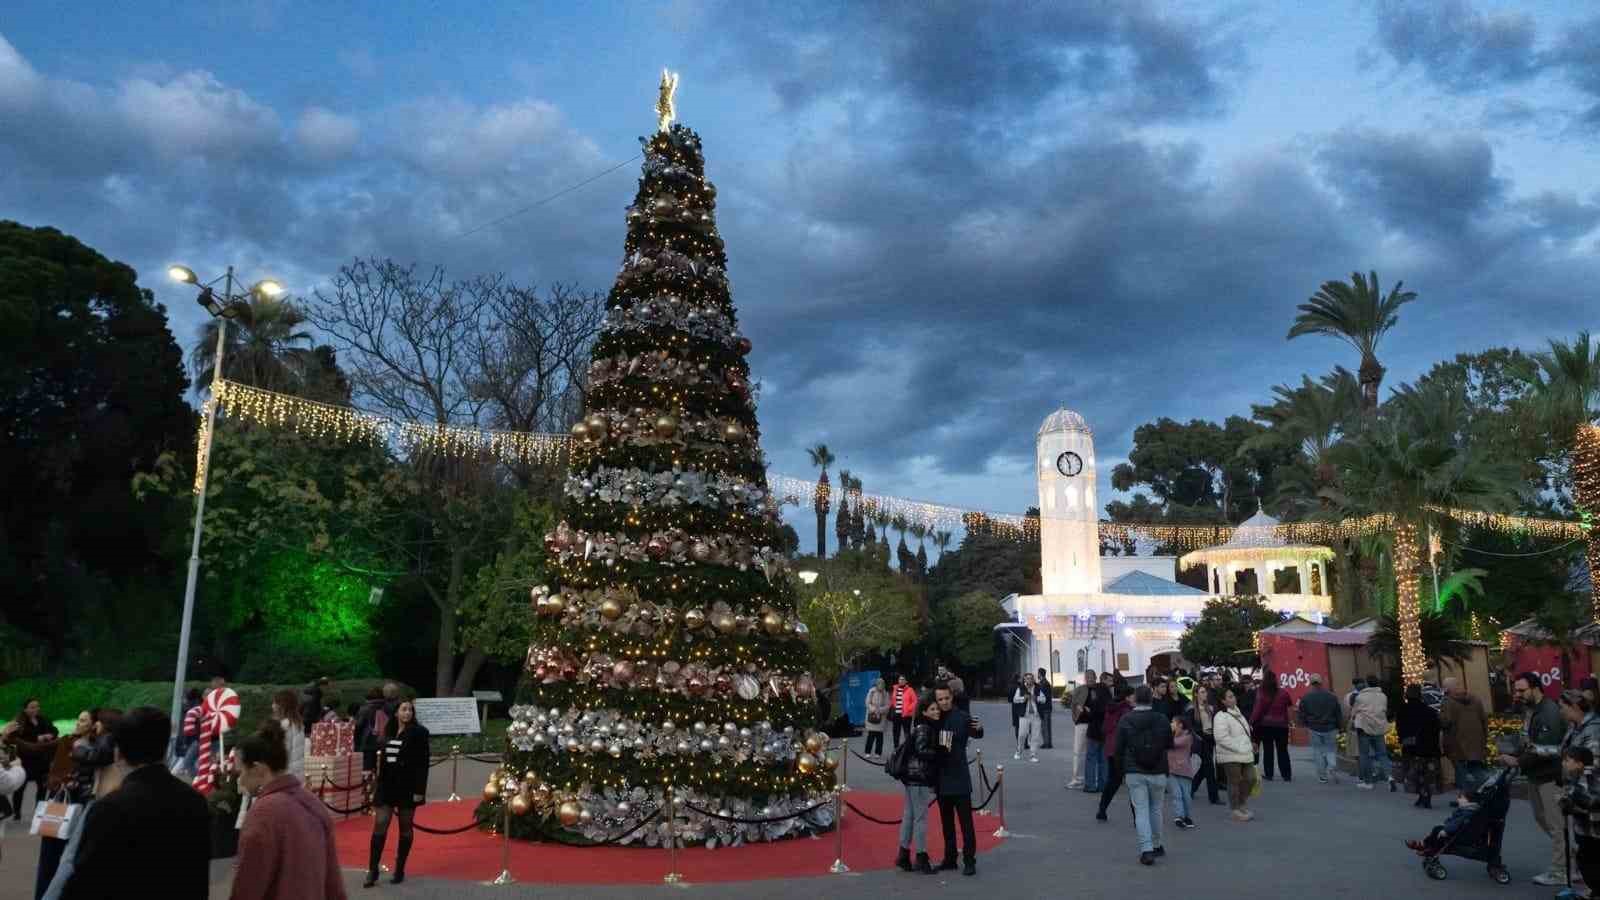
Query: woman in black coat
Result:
<box><xmin>3</xmin><ymin>698</ymin><xmax>58</xmax><ymax>821</ymax></box>
<box><xmin>365</xmin><ymin>700</ymin><xmax>430</xmax><ymax>888</ymax></box>
<box><xmin>1395</xmin><ymin>684</ymin><xmax>1442</xmax><ymax>809</ymax></box>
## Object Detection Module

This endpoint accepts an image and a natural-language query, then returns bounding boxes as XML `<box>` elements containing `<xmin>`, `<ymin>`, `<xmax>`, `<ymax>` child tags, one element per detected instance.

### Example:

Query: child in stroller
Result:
<box><xmin>1404</xmin><ymin>765</ymin><xmax>1513</xmax><ymax>883</ymax></box>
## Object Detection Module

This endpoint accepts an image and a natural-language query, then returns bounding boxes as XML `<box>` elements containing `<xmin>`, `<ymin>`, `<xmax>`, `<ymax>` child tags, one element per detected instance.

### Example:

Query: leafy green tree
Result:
<box><xmin>1367</xmin><ymin>612</ymin><xmax>1472</xmax><ymax>676</ymax></box>
<box><xmin>457</xmin><ymin>496</ymin><xmax>557</xmax><ymax>666</ymax></box>
<box><xmin>794</xmin><ymin>555</ymin><xmax>922</xmax><ymax>690</ymax></box>
<box><xmin>1110</xmin><ymin>416</ymin><xmax>1294</xmax><ymax>524</ymax></box>
<box><xmin>931</xmin><ymin>591</ymin><xmax>1010</xmax><ymax>669</ymax></box>
<box><xmin>1287</xmin><ymin>270</ymin><xmax>1418</xmax><ymax>412</ymax></box>
<box><xmin>1179</xmin><ymin>596</ymin><xmax>1284</xmax><ymax>669</ymax></box>
<box><xmin>0</xmin><ymin>221</ymin><xmax>193</xmax><ymax>659</ymax></box>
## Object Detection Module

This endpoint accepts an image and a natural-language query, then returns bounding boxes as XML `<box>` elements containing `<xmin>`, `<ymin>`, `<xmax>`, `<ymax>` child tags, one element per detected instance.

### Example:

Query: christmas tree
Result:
<box><xmin>486</xmin><ymin>74</ymin><xmax>836</xmax><ymax>847</ymax></box>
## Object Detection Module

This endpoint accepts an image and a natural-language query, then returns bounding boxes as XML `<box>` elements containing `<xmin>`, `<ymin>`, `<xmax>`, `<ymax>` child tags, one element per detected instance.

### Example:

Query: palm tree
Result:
<box><xmin>191</xmin><ymin>294</ymin><xmax>317</xmax><ymax>397</ymax></box>
<box><xmin>932</xmin><ymin>529</ymin><xmax>953</xmax><ymax>563</ymax></box>
<box><xmin>1247</xmin><ymin>368</ymin><xmax>1362</xmax><ymax>501</ymax></box>
<box><xmin>873</xmin><ymin>507</ymin><xmax>892</xmax><ymax>545</ymax></box>
<box><xmin>1288</xmin><ymin>271</ymin><xmax>1418</xmax><ymax>412</ymax></box>
<box><xmin>1368</xmin><ymin>612</ymin><xmax>1473</xmax><ymax>679</ymax></box>
<box><xmin>806</xmin><ymin>443</ymin><xmax>835</xmax><ymax>557</ymax></box>
<box><xmin>849</xmin><ymin>476</ymin><xmax>867</xmax><ymax>548</ymax></box>
<box><xmin>1517</xmin><ymin>331</ymin><xmax>1600</xmax><ymax>619</ymax></box>
<box><xmin>1326</xmin><ymin>380</ymin><xmax>1523</xmax><ymax>684</ymax></box>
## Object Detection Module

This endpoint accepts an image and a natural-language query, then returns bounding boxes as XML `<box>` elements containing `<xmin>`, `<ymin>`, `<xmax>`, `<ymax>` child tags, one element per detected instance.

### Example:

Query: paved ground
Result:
<box><xmin>0</xmin><ymin>700</ymin><xmax>1557</xmax><ymax>898</ymax></box>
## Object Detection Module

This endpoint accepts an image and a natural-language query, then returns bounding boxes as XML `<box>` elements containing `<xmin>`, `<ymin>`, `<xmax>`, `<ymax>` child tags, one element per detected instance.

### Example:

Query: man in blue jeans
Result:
<box><xmin>1115</xmin><ymin>685</ymin><xmax>1173</xmax><ymax>866</ymax></box>
<box><xmin>1081</xmin><ymin>672</ymin><xmax>1112</xmax><ymax>792</ymax></box>
<box><xmin>1351</xmin><ymin>675</ymin><xmax>1392</xmax><ymax>789</ymax></box>
<box><xmin>1296</xmin><ymin>674</ymin><xmax>1344</xmax><ymax>783</ymax></box>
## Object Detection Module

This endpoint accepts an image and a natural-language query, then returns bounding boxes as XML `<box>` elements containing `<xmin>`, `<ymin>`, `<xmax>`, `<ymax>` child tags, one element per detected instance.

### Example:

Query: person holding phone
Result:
<box><xmin>933</xmin><ymin>684</ymin><xmax>983</xmax><ymax>876</ymax></box>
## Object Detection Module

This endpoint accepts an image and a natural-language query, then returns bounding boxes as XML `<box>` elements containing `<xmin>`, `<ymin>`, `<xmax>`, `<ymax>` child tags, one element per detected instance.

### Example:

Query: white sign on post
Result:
<box><xmin>411</xmin><ymin>698</ymin><xmax>482</xmax><ymax>735</ymax></box>
<box><xmin>471</xmin><ymin>691</ymin><xmax>502</xmax><ymax>703</ymax></box>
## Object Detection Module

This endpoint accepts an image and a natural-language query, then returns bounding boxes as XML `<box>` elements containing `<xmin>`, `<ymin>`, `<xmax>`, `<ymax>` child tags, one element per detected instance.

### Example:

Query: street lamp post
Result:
<box><xmin>166</xmin><ymin>264</ymin><xmax>282</xmax><ymax>753</ymax></box>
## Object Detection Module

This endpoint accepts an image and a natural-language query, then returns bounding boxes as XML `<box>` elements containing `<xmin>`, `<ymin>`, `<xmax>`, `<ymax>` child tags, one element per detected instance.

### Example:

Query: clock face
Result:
<box><xmin>1055</xmin><ymin>451</ymin><xmax>1084</xmax><ymax>477</ymax></box>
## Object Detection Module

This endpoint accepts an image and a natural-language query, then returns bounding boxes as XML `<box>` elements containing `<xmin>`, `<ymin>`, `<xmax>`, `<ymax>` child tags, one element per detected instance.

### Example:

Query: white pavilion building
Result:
<box><xmin>1003</xmin><ymin>407</ymin><xmax>1336</xmax><ymax>683</ymax></box>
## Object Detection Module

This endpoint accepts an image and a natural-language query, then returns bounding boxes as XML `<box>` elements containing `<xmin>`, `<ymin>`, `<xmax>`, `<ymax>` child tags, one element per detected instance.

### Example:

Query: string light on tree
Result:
<box><xmin>1393</xmin><ymin>523</ymin><xmax>1427</xmax><ymax>686</ymax></box>
<box><xmin>1573</xmin><ymin>424</ymin><xmax>1600</xmax><ymax>621</ymax></box>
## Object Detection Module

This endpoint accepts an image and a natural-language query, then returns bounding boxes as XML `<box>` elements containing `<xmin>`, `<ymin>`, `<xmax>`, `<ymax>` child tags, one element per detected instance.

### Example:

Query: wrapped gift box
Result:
<box><xmin>306</xmin><ymin>753</ymin><xmax>364</xmax><ymax>813</ymax></box>
<box><xmin>309</xmin><ymin>720</ymin><xmax>356</xmax><ymax>757</ymax></box>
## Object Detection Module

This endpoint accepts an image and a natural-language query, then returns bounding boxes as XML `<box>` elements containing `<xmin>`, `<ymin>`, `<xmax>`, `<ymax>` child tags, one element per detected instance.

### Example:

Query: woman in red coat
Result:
<box><xmin>231</xmin><ymin>721</ymin><xmax>346</xmax><ymax>900</ymax></box>
<box><xmin>1250</xmin><ymin>670</ymin><xmax>1293</xmax><ymax>782</ymax></box>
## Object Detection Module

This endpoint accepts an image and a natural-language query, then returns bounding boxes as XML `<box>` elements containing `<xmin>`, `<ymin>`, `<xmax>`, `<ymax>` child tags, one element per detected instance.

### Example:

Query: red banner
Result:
<box><xmin>1259</xmin><ymin>634</ymin><xmax>1331</xmax><ymax>705</ymax></box>
<box><xmin>1506</xmin><ymin>639</ymin><xmax>1591</xmax><ymax>699</ymax></box>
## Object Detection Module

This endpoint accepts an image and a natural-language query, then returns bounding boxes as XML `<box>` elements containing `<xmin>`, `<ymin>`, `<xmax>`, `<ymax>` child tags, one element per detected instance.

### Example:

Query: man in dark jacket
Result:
<box><xmin>1499</xmin><ymin>672</ymin><xmax>1570</xmax><ymax>886</ymax></box>
<box><xmin>61</xmin><ymin>707</ymin><xmax>209</xmax><ymax>900</ymax></box>
<box><xmin>1036</xmin><ymin>668</ymin><xmax>1054</xmax><ymax>749</ymax></box>
<box><xmin>1082</xmin><ymin>672</ymin><xmax>1112</xmax><ymax>793</ymax></box>
<box><xmin>300</xmin><ymin>678</ymin><xmax>328</xmax><ymax>737</ymax></box>
<box><xmin>1297</xmin><ymin>674</ymin><xmax>1344</xmax><ymax>784</ymax></box>
<box><xmin>1115</xmin><ymin>686</ymin><xmax>1173</xmax><ymax>865</ymax></box>
<box><xmin>933</xmin><ymin>684</ymin><xmax>983</xmax><ymax>877</ymax></box>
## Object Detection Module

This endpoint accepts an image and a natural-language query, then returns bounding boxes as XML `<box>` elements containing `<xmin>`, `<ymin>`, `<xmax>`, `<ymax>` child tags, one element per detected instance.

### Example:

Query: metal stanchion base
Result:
<box><xmin>486</xmin><ymin>870</ymin><xmax>515</xmax><ymax>886</ymax></box>
<box><xmin>662</xmin><ymin>872</ymin><xmax>689</xmax><ymax>886</ymax></box>
<box><xmin>447</xmin><ymin>792</ymin><xmax>462</xmax><ymax>802</ymax></box>
<box><xmin>839</xmin><ymin>783</ymin><xmax>852</xmax><ymax>793</ymax></box>
<box><xmin>829</xmin><ymin>859</ymin><xmax>856</xmax><ymax>875</ymax></box>
<box><xmin>992</xmin><ymin>825</ymin><xmax>1012</xmax><ymax>838</ymax></box>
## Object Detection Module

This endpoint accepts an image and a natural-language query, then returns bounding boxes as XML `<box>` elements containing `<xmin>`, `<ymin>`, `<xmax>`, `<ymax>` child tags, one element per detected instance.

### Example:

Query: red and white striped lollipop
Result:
<box><xmin>192</xmin><ymin>687</ymin><xmax>241</xmax><ymax>795</ymax></box>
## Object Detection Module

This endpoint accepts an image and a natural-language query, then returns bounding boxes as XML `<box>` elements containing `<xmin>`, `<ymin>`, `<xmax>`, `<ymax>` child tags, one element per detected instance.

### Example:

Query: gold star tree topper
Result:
<box><xmin>656</xmin><ymin>69</ymin><xmax>679</xmax><ymax>132</ymax></box>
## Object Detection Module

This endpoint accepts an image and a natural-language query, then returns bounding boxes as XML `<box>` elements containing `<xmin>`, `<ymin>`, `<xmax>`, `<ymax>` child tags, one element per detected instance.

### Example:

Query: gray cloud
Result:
<box><xmin>1372</xmin><ymin>0</ymin><xmax>1543</xmax><ymax>92</ymax></box>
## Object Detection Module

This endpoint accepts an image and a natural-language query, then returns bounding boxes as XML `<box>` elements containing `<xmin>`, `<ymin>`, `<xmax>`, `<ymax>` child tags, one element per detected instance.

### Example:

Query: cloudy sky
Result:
<box><xmin>3</xmin><ymin>1</ymin><xmax>1598</xmax><ymax>553</ymax></box>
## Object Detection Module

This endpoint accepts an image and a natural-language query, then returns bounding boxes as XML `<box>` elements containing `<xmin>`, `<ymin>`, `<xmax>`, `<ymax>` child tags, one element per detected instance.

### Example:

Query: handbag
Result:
<box><xmin>30</xmin><ymin>793</ymin><xmax>81</xmax><ymax>840</ymax></box>
<box><xmin>867</xmin><ymin>711</ymin><xmax>882</xmax><ymax>724</ymax></box>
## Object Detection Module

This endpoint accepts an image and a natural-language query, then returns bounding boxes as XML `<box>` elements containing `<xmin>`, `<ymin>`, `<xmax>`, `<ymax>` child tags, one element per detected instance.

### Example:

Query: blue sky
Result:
<box><xmin>3</xmin><ymin>1</ymin><xmax>1598</xmax><ymax>554</ymax></box>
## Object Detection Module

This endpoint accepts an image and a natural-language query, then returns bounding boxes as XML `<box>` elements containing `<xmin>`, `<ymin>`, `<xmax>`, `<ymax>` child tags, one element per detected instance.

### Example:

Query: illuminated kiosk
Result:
<box><xmin>1004</xmin><ymin>407</ymin><xmax>1335</xmax><ymax>682</ymax></box>
<box><xmin>1179</xmin><ymin>507</ymin><xmax>1336</xmax><ymax>620</ymax></box>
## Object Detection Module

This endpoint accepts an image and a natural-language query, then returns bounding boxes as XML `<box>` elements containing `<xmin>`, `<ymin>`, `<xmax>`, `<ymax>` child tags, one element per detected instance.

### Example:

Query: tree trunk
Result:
<box><xmin>431</xmin><ymin>548</ymin><xmax>468</xmax><ymax>697</ymax></box>
<box><xmin>1358</xmin><ymin>355</ymin><xmax>1384</xmax><ymax>413</ymax></box>
<box><xmin>450</xmin><ymin>647</ymin><xmax>488</xmax><ymax>697</ymax></box>
<box><xmin>1393</xmin><ymin>522</ymin><xmax>1425</xmax><ymax>685</ymax></box>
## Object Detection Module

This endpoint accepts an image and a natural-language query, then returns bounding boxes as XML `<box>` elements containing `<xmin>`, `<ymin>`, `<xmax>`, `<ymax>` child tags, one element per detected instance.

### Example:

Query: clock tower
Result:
<box><xmin>1037</xmin><ymin>407</ymin><xmax>1101</xmax><ymax>595</ymax></box>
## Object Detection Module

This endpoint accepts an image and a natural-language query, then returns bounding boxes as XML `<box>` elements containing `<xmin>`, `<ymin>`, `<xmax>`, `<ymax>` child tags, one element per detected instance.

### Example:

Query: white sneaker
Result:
<box><xmin>1355</xmin><ymin>782</ymin><xmax>1373</xmax><ymax>790</ymax></box>
<box><xmin>1030</xmin><ymin>756</ymin><xmax>1039</xmax><ymax>763</ymax></box>
<box><xmin>1014</xmin><ymin>753</ymin><xmax>1022</xmax><ymax>760</ymax></box>
<box><xmin>1531</xmin><ymin>872</ymin><xmax>1565</xmax><ymax>886</ymax></box>
<box><xmin>1066</xmin><ymin>779</ymin><xmax>1084</xmax><ymax>789</ymax></box>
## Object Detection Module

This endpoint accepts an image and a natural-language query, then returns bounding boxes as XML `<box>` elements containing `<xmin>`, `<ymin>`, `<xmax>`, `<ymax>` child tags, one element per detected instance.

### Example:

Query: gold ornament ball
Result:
<box><xmin>483</xmin><ymin>781</ymin><xmax>501</xmax><ymax>802</ymax></box>
<box><xmin>509</xmin><ymin>792</ymin><xmax>532</xmax><ymax>817</ymax></box>
<box><xmin>689</xmin><ymin>541</ymin><xmax>713</xmax><ymax>562</ymax></box>
<box><xmin>683</xmin><ymin>608</ymin><xmax>707</xmax><ymax>630</ymax></box>
<box><xmin>761</xmin><ymin>611</ymin><xmax>784</xmax><ymax>635</ymax></box>
<box><xmin>570</xmin><ymin>421</ymin><xmax>590</xmax><ymax>443</ymax></box>
<box><xmin>599</xmin><ymin>597</ymin><xmax>624</xmax><ymax>620</ymax></box>
<box><xmin>796</xmin><ymin>752</ymin><xmax>818</xmax><ymax>774</ymax></box>
<box><xmin>722</xmin><ymin>422</ymin><xmax>746</xmax><ymax>442</ymax></box>
<box><xmin>804</xmin><ymin>734</ymin><xmax>824</xmax><ymax>754</ymax></box>
<box><xmin>521</xmin><ymin>772</ymin><xmax>540</xmax><ymax>792</ymax></box>
<box><xmin>557</xmin><ymin>800</ymin><xmax>583</xmax><ymax>827</ymax></box>
<box><xmin>823</xmin><ymin>751</ymin><xmax>841</xmax><ymax>771</ymax></box>
<box><xmin>584</xmin><ymin>413</ymin><xmax>608</xmax><ymax>436</ymax></box>
<box><xmin>653</xmin><ymin>414</ymin><xmax>679</xmax><ymax>437</ymax></box>
<box><xmin>546</xmin><ymin>594</ymin><xmax>566</xmax><ymax>615</ymax></box>
<box><xmin>713</xmin><ymin>612</ymin><xmax>737</xmax><ymax>635</ymax></box>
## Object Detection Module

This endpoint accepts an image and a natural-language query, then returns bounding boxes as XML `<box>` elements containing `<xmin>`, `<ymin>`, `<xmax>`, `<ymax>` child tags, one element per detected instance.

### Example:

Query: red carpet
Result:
<box><xmin>332</xmin><ymin>792</ymin><xmax>1004</xmax><ymax>883</ymax></box>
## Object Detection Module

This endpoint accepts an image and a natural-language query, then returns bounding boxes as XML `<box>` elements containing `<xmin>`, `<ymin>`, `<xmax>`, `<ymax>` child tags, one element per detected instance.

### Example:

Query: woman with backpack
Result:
<box><xmin>892</xmin><ymin>693</ymin><xmax>943</xmax><ymax>875</ymax></box>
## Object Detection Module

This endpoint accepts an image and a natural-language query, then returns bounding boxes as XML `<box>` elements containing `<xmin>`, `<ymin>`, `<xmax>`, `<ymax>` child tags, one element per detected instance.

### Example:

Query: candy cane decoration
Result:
<box><xmin>191</xmin><ymin>687</ymin><xmax>240</xmax><ymax>795</ymax></box>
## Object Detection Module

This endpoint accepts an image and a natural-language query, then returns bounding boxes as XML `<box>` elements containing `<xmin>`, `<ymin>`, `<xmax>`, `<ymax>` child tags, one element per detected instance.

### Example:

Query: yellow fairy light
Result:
<box><xmin>1393</xmin><ymin>523</ymin><xmax>1427</xmax><ymax>686</ymax></box>
<box><xmin>1575</xmin><ymin>424</ymin><xmax>1600</xmax><ymax>621</ymax></box>
<box><xmin>192</xmin><ymin>396</ymin><xmax>216</xmax><ymax>495</ymax></box>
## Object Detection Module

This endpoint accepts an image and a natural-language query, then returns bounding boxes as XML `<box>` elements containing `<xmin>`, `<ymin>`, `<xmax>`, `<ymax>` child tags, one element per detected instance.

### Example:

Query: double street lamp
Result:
<box><xmin>165</xmin><ymin>264</ymin><xmax>283</xmax><ymax>750</ymax></box>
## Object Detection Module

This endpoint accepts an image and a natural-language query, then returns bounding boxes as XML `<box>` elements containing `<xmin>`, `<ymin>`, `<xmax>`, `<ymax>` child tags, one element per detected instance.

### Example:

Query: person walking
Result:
<box><xmin>1214</xmin><ymin>688</ymin><xmax>1257</xmax><ymax>822</ymax></box>
<box><xmin>1096</xmin><ymin>685</ymin><xmax>1133</xmax><ymax>822</ymax></box>
<box><xmin>1438</xmin><ymin>677</ymin><xmax>1490</xmax><ymax>797</ymax></box>
<box><xmin>1116</xmin><ymin>686</ymin><xmax>1173</xmax><ymax>865</ymax></box>
<box><xmin>1036</xmin><ymin>668</ymin><xmax>1055</xmax><ymax>749</ymax></box>
<box><xmin>1249</xmin><ymin>671</ymin><xmax>1292</xmax><ymax>782</ymax></box>
<box><xmin>890</xmin><ymin>676</ymin><xmax>917</xmax><ymax>750</ymax></box>
<box><xmin>0</xmin><ymin>755</ymin><xmax>23</xmax><ymax>865</ymax></box>
<box><xmin>1190</xmin><ymin>684</ymin><xmax>1222</xmax><ymax>805</ymax></box>
<box><xmin>933</xmin><ymin>684</ymin><xmax>983</xmax><ymax>877</ymax></box>
<box><xmin>1082</xmin><ymin>672</ymin><xmax>1112</xmax><ymax>793</ymax></box>
<box><xmin>271</xmin><ymin>691</ymin><xmax>307</xmax><ymax>782</ymax></box>
<box><xmin>1351</xmin><ymin>676</ymin><xmax>1392</xmax><ymax>790</ymax></box>
<box><xmin>354</xmin><ymin>688</ymin><xmax>389</xmax><ymax>779</ymax></box>
<box><xmin>36</xmin><ymin>710</ymin><xmax>93</xmax><ymax>899</ymax></box>
<box><xmin>40</xmin><ymin>709</ymin><xmax>123</xmax><ymax>900</ymax></box>
<box><xmin>365</xmin><ymin>699</ymin><xmax>430</xmax><ymax>888</ymax></box>
<box><xmin>894</xmin><ymin>693</ymin><xmax>942</xmax><ymax>875</ymax></box>
<box><xmin>1008</xmin><ymin>675</ymin><xmax>1025</xmax><ymax>745</ymax></box>
<box><xmin>1167</xmin><ymin>714</ymin><xmax>1197</xmax><ymax>830</ymax></box>
<box><xmin>4</xmin><ymin>699</ymin><xmax>59</xmax><ymax>822</ymax></box>
<box><xmin>1498</xmin><ymin>672</ymin><xmax>1568</xmax><ymax>886</ymax></box>
<box><xmin>864</xmin><ymin>678</ymin><xmax>889</xmax><ymax>761</ymax></box>
<box><xmin>1297</xmin><ymin>674</ymin><xmax>1344</xmax><ymax>784</ymax></box>
<box><xmin>1396</xmin><ymin>684</ymin><xmax>1442</xmax><ymax>809</ymax></box>
<box><xmin>1066</xmin><ymin>671</ymin><xmax>1095</xmax><ymax>789</ymax></box>
<box><xmin>58</xmin><ymin>707</ymin><xmax>209</xmax><ymax>900</ymax></box>
<box><xmin>1014</xmin><ymin>673</ymin><xmax>1042</xmax><ymax>762</ymax></box>
<box><xmin>230</xmin><ymin>721</ymin><xmax>347</xmax><ymax>900</ymax></box>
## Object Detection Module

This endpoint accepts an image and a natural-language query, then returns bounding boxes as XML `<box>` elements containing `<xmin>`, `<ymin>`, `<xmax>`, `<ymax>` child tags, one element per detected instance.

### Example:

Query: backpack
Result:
<box><xmin>885</xmin><ymin>734</ymin><xmax>915</xmax><ymax>781</ymax></box>
<box><xmin>1129</xmin><ymin>713</ymin><xmax>1167</xmax><ymax>771</ymax></box>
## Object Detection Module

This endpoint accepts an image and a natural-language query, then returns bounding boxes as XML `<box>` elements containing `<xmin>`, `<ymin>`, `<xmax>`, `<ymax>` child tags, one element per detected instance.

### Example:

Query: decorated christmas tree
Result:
<box><xmin>483</xmin><ymin>73</ymin><xmax>836</xmax><ymax>847</ymax></box>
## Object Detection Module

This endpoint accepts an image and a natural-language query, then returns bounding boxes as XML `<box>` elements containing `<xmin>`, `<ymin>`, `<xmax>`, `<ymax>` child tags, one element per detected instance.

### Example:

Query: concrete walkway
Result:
<box><xmin>0</xmin><ymin>701</ymin><xmax>1557</xmax><ymax>898</ymax></box>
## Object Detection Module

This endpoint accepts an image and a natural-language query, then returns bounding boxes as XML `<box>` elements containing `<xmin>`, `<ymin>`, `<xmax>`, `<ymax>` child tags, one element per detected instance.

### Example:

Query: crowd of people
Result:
<box><xmin>0</xmin><ymin>678</ymin><xmax>430</xmax><ymax>899</ymax></box>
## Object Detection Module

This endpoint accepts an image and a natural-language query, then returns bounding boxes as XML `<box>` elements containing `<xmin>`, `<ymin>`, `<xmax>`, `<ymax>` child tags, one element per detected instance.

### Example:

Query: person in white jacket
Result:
<box><xmin>1212</xmin><ymin>688</ymin><xmax>1257</xmax><ymax>822</ymax></box>
<box><xmin>0</xmin><ymin>755</ymin><xmax>25</xmax><ymax>863</ymax></box>
<box><xmin>1014</xmin><ymin>673</ymin><xmax>1042</xmax><ymax>762</ymax></box>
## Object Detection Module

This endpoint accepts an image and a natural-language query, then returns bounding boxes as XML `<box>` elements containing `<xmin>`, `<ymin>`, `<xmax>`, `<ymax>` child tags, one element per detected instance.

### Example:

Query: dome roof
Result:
<box><xmin>1038</xmin><ymin>407</ymin><xmax>1092</xmax><ymax>436</ymax></box>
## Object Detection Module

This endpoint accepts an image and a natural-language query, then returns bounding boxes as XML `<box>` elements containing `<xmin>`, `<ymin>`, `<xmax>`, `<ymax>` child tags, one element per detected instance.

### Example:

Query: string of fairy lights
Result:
<box><xmin>196</xmin><ymin>378</ymin><xmax>1594</xmax><ymax>550</ymax></box>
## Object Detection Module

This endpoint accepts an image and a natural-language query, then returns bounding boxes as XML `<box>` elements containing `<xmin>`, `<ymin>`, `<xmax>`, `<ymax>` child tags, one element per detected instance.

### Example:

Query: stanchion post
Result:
<box><xmin>663</xmin><ymin>787</ymin><xmax>686</xmax><ymax>885</ymax></box>
<box><xmin>486</xmin><ymin>783</ymin><xmax>515</xmax><ymax>886</ymax></box>
<box><xmin>829</xmin><ymin>788</ymin><xmax>851</xmax><ymax>874</ymax></box>
<box><xmin>448</xmin><ymin>745</ymin><xmax>462</xmax><ymax>802</ymax></box>
<box><xmin>991</xmin><ymin>764</ymin><xmax>1011</xmax><ymax>838</ymax></box>
<box><xmin>975</xmin><ymin>749</ymin><xmax>993</xmax><ymax>818</ymax></box>
<box><xmin>838</xmin><ymin>736</ymin><xmax>851</xmax><ymax>793</ymax></box>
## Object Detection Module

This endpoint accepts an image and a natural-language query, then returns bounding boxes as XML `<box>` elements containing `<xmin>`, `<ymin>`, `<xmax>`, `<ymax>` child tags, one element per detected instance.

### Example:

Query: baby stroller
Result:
<box><xmin>1408</xmin><ymin>766</ymin><xmax>1513</xmax><ymax>884</ymax></box>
